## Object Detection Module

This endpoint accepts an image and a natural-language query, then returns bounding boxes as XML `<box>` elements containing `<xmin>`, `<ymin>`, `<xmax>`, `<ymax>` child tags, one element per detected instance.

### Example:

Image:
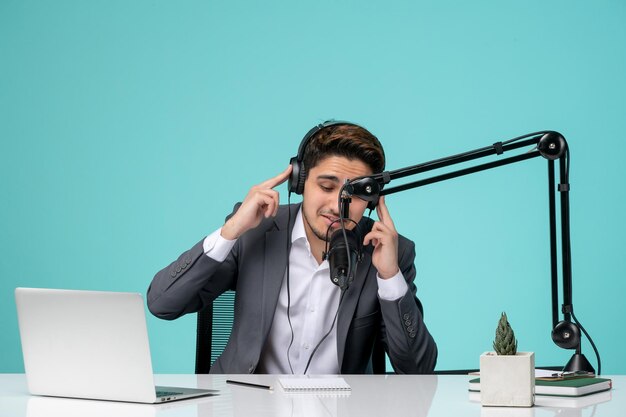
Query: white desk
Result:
<box><xmin>0</xmin><ymin>374</ymin><xmax>622</xmax><ymax>417</ymax></box>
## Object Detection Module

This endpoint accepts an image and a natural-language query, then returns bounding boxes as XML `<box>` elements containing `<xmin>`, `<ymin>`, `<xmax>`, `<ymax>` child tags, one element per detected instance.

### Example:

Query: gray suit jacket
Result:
<box><xmin>147</xmin><ymin>203</ymin><xmax>437</xmax><ymax>374</ymax></box>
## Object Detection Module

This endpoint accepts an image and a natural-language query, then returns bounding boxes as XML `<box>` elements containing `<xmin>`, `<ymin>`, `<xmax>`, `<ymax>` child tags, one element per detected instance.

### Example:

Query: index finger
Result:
<box><xmin>259</xmin><ymin>165</ymin><xmax>293</xmax><ymax>189</ymax></box>
<box><xmin>376</xmin><ymin>196</ymin><xmax>397</xmax><ymax>231</ymax></box>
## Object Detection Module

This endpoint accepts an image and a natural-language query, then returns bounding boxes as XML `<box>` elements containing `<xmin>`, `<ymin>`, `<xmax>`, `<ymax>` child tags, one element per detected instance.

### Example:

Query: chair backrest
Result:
<box><xmin>195</xmin><ymin>291</ymin><xmax>235</xmax><ymax>374</ymax></box>
<box><xmin>195</xmin><ymin>290</ymin><xmax>387</xmax><ymax>374</ymax></box>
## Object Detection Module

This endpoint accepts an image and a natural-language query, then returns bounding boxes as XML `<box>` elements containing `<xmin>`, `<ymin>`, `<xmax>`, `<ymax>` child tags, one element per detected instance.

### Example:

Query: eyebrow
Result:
<box><xmin>316</xmin><ymin>174</ymin><xmax>341</xmax><ymax>182</ymax></box>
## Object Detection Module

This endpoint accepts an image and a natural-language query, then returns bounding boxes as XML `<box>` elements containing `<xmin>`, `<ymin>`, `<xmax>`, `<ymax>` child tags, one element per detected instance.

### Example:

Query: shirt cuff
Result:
<box><xmin>377</xmin><ymin>270</ymin><xmax>409</xmax><ymax>301</ymax></box>
<box><xmin>202</xmin><ymin>228</ymin><xmax>237</xmax><ymax>262</ymax></box>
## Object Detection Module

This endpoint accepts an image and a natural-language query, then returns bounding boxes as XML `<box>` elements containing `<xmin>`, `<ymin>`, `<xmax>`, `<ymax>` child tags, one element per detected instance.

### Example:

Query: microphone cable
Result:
<box><xmin>302</xmin><ymin>290</ymin><xmax>346</xmax><ymax>375</ymax></box>
<box><xmin>571</xmin><ymin>310</ymin><xmax>601</xmax><ymax>376</ymax></box>
<box><xmin>502</xmin><ymin>130</ymin><xmax>554</xmax><ymax>146</ymax></box>
<box><xmin>285</xmin><ymin>192</ymin><xmax>296</xmax><ymax>375</ymax></box>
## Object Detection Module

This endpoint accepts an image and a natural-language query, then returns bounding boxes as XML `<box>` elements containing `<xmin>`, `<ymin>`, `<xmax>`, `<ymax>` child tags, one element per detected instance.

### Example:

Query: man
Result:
<box><xmin>148</xmin><ymin>121</ymin><xmax>437</xmax><ymax>374</ymax></box>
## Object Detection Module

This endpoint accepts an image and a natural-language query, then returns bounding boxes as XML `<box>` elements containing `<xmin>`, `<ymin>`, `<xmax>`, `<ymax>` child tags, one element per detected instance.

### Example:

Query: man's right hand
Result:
<box><xmin>221</xmin><ymin>165</ymin><xmax>293</xmax><ymax>240</ymax></box>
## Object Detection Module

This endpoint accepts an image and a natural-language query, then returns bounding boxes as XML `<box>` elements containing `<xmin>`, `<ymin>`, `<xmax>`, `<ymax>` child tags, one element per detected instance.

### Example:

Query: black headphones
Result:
<box><xmin>288</xmin><ymin>120</ymin><xmax>360</xmax><ymax>195</ymax></box>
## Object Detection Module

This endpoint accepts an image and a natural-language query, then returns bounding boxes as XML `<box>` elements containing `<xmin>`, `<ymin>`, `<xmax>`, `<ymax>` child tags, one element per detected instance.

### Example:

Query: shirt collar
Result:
<box><xmin>292</xmin><ymin>207</ymin><xmax>328</xmax><ymax>269</ymax></box>
<box><xmin>292</xmin><ymin>207</ymin><xmax>308</xmax><ymax>244</ymax></box>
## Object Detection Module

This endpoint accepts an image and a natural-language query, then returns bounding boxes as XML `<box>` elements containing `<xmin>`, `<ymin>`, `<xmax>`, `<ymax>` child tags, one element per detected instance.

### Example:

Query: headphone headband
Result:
<box><xmin>294</xmin><ymin>120</ymin><xmax>359</xmax><ymax>165</ymax></box>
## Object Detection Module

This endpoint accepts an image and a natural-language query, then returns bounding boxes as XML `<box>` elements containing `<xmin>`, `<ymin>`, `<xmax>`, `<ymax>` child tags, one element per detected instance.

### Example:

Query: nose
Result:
<box><xmin>325</xmin><ymin>190</ymin><xmax>341</xmax><ymax>216</ymax></box>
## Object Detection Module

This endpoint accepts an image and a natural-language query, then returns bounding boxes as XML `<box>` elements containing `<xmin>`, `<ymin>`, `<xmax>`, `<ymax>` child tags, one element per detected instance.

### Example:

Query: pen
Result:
<box><xmin>550</xmin><ymin>371</ymin><xmax>594</xmax><ymax>378</ymax></box>
<box><xmin>226</xmin><ymin>379</ymin><xmax>273</xmax><ymax>390</ymax></box>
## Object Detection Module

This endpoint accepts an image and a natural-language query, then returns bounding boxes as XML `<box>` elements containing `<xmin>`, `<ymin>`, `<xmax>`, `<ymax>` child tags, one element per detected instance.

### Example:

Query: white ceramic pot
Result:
<box><xmin>480</xmin><ymin>351</ymin><xmax>535</xmax><ymax>407</ymax></box>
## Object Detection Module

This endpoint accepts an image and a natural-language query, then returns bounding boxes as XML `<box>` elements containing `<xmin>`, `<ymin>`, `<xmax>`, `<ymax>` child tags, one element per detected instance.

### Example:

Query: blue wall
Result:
<box><xmin>2</xmin><ymin>0</ymin><xmax>625</xmax><ymax>374</ymax></box>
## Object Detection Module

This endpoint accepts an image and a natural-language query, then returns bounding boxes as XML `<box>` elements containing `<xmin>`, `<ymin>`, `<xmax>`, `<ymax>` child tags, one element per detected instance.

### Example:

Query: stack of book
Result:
<box><xmin>468</xmin><ymin>372</ymin><xmax>612</xmax><ymax>408</ymax></box>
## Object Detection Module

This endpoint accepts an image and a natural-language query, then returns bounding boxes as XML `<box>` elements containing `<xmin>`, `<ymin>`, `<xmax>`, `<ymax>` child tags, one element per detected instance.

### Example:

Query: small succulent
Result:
<box><xmin>493</xmin><ymin>312</ymin><xmax>518</xmax><ymax>355</ymax></box>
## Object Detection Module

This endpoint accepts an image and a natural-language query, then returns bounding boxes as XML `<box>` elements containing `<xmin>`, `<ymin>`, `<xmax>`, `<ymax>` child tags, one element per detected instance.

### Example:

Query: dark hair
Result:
<box><xmin>302</xmin><ymin>123</ymin><xmax>385</xmax><ymax>177</ymax></box>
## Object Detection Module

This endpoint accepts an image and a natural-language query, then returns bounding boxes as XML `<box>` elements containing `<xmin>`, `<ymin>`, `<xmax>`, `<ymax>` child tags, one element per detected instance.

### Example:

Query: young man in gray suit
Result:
<box><xmin>148</xmin><ymin>121</ymin><xmax>437</xmax><ymax>374</ymax></box>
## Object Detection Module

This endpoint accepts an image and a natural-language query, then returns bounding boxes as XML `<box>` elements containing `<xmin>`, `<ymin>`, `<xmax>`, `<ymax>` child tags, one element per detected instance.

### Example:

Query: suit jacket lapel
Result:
<box><xmin>336</xmin><ymin>249</ymin><xmax>373</xmax><ymax>369</ymax></box>
<box><xmin>260</xmin><ymin>204</ymin><xmax>299</xmax><ymax>340</ymax></box>
<box><xmin>336</xmin><ymin>216</ymin><xmax>376</xmax><ymax>369</ymax></box>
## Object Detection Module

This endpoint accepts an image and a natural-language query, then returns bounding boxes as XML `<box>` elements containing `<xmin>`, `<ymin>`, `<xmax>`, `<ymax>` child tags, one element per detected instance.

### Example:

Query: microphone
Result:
<box><xmin>327</xmin><ymin>228</ymin><xmax>361</xmax><ymax>291</ymax></box>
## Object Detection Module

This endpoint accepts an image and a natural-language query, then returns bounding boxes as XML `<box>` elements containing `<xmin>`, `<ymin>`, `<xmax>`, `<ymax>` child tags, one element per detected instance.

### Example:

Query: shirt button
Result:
<box><xmin>304</xmin><ymin>343</ymin><xmax>310</xmax><ymax>350</ymax></box>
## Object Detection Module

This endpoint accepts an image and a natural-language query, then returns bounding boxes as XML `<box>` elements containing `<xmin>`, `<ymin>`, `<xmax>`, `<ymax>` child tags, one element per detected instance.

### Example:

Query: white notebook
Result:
<box><xmin>278</xmin><ymin>377</ymin><xmax>351</xmax><ymax>392</ymax></box>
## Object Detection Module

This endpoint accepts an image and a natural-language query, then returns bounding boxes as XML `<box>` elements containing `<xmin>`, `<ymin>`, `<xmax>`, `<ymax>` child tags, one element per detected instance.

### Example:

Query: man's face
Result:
<box><xmin>301</xmin><ymin>155</ymin><xmax>373</xmax><ymax>245</ymax></box>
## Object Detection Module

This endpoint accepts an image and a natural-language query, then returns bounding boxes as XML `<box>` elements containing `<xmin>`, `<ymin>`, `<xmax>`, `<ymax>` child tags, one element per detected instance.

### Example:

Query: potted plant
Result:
<box><xmin>480</xmin><ymin>312</ymin><xmax>535</xmax><ymax>407</ymax></box>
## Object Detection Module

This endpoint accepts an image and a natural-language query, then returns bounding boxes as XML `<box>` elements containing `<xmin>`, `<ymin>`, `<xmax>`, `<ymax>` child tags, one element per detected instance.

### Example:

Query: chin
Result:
<box><xmin>312</xmin><ymin>223</ymin><xmax>333</xmax><ymax>242</ymax></box>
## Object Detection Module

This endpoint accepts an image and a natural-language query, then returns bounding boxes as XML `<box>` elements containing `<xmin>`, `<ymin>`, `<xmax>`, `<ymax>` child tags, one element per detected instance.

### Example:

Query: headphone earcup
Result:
<box><xmin>288</xmin><ymin>157</ymin><xmax>307</xmax><ymax>195</ymax></box>
<box><xmin>296</xmin><ymin>164</ymin><xmax>306</xmax><ymax>194</ymax></box>
<box><xmin>551</xmin><ymin>320</ymin><xmax>581</xmax><ymax>350</ymax></box>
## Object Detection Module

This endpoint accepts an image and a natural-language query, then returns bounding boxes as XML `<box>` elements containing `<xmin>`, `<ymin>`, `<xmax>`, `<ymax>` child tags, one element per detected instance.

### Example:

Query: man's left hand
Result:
<box><xmin>362</xmin><ymin>196</ymin><xmax>400</xmax><ymax>279</ymax></box>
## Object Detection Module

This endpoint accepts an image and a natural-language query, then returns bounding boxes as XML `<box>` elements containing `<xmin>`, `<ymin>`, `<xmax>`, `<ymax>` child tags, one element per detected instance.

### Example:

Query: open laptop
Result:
<box><xmin>15</xmin><ymin>287</ymin><xmax>217</xmax><ymax>403</ymax></box>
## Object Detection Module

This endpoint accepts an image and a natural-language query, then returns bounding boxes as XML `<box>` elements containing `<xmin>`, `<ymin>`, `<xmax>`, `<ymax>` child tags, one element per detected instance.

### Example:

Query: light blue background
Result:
<box><xmin>2</xmin><ymin>1</ymin><xmax>624</xmax><ymax>374</ymax></box>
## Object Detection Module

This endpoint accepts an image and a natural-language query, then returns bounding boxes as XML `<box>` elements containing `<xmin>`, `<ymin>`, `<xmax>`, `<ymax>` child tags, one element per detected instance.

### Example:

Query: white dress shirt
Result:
<box><xmin>203</xmin><ymin>208</ymin><xmax>408</xmax><ymax>374</ymax></box>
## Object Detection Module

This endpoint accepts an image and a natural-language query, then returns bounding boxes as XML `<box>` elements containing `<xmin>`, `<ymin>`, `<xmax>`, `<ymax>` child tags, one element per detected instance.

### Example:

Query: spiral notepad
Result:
<box><xmin>278</xmin><ymin>377</ymin><xmax>351</xmax><ymax>392</ymax></box>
